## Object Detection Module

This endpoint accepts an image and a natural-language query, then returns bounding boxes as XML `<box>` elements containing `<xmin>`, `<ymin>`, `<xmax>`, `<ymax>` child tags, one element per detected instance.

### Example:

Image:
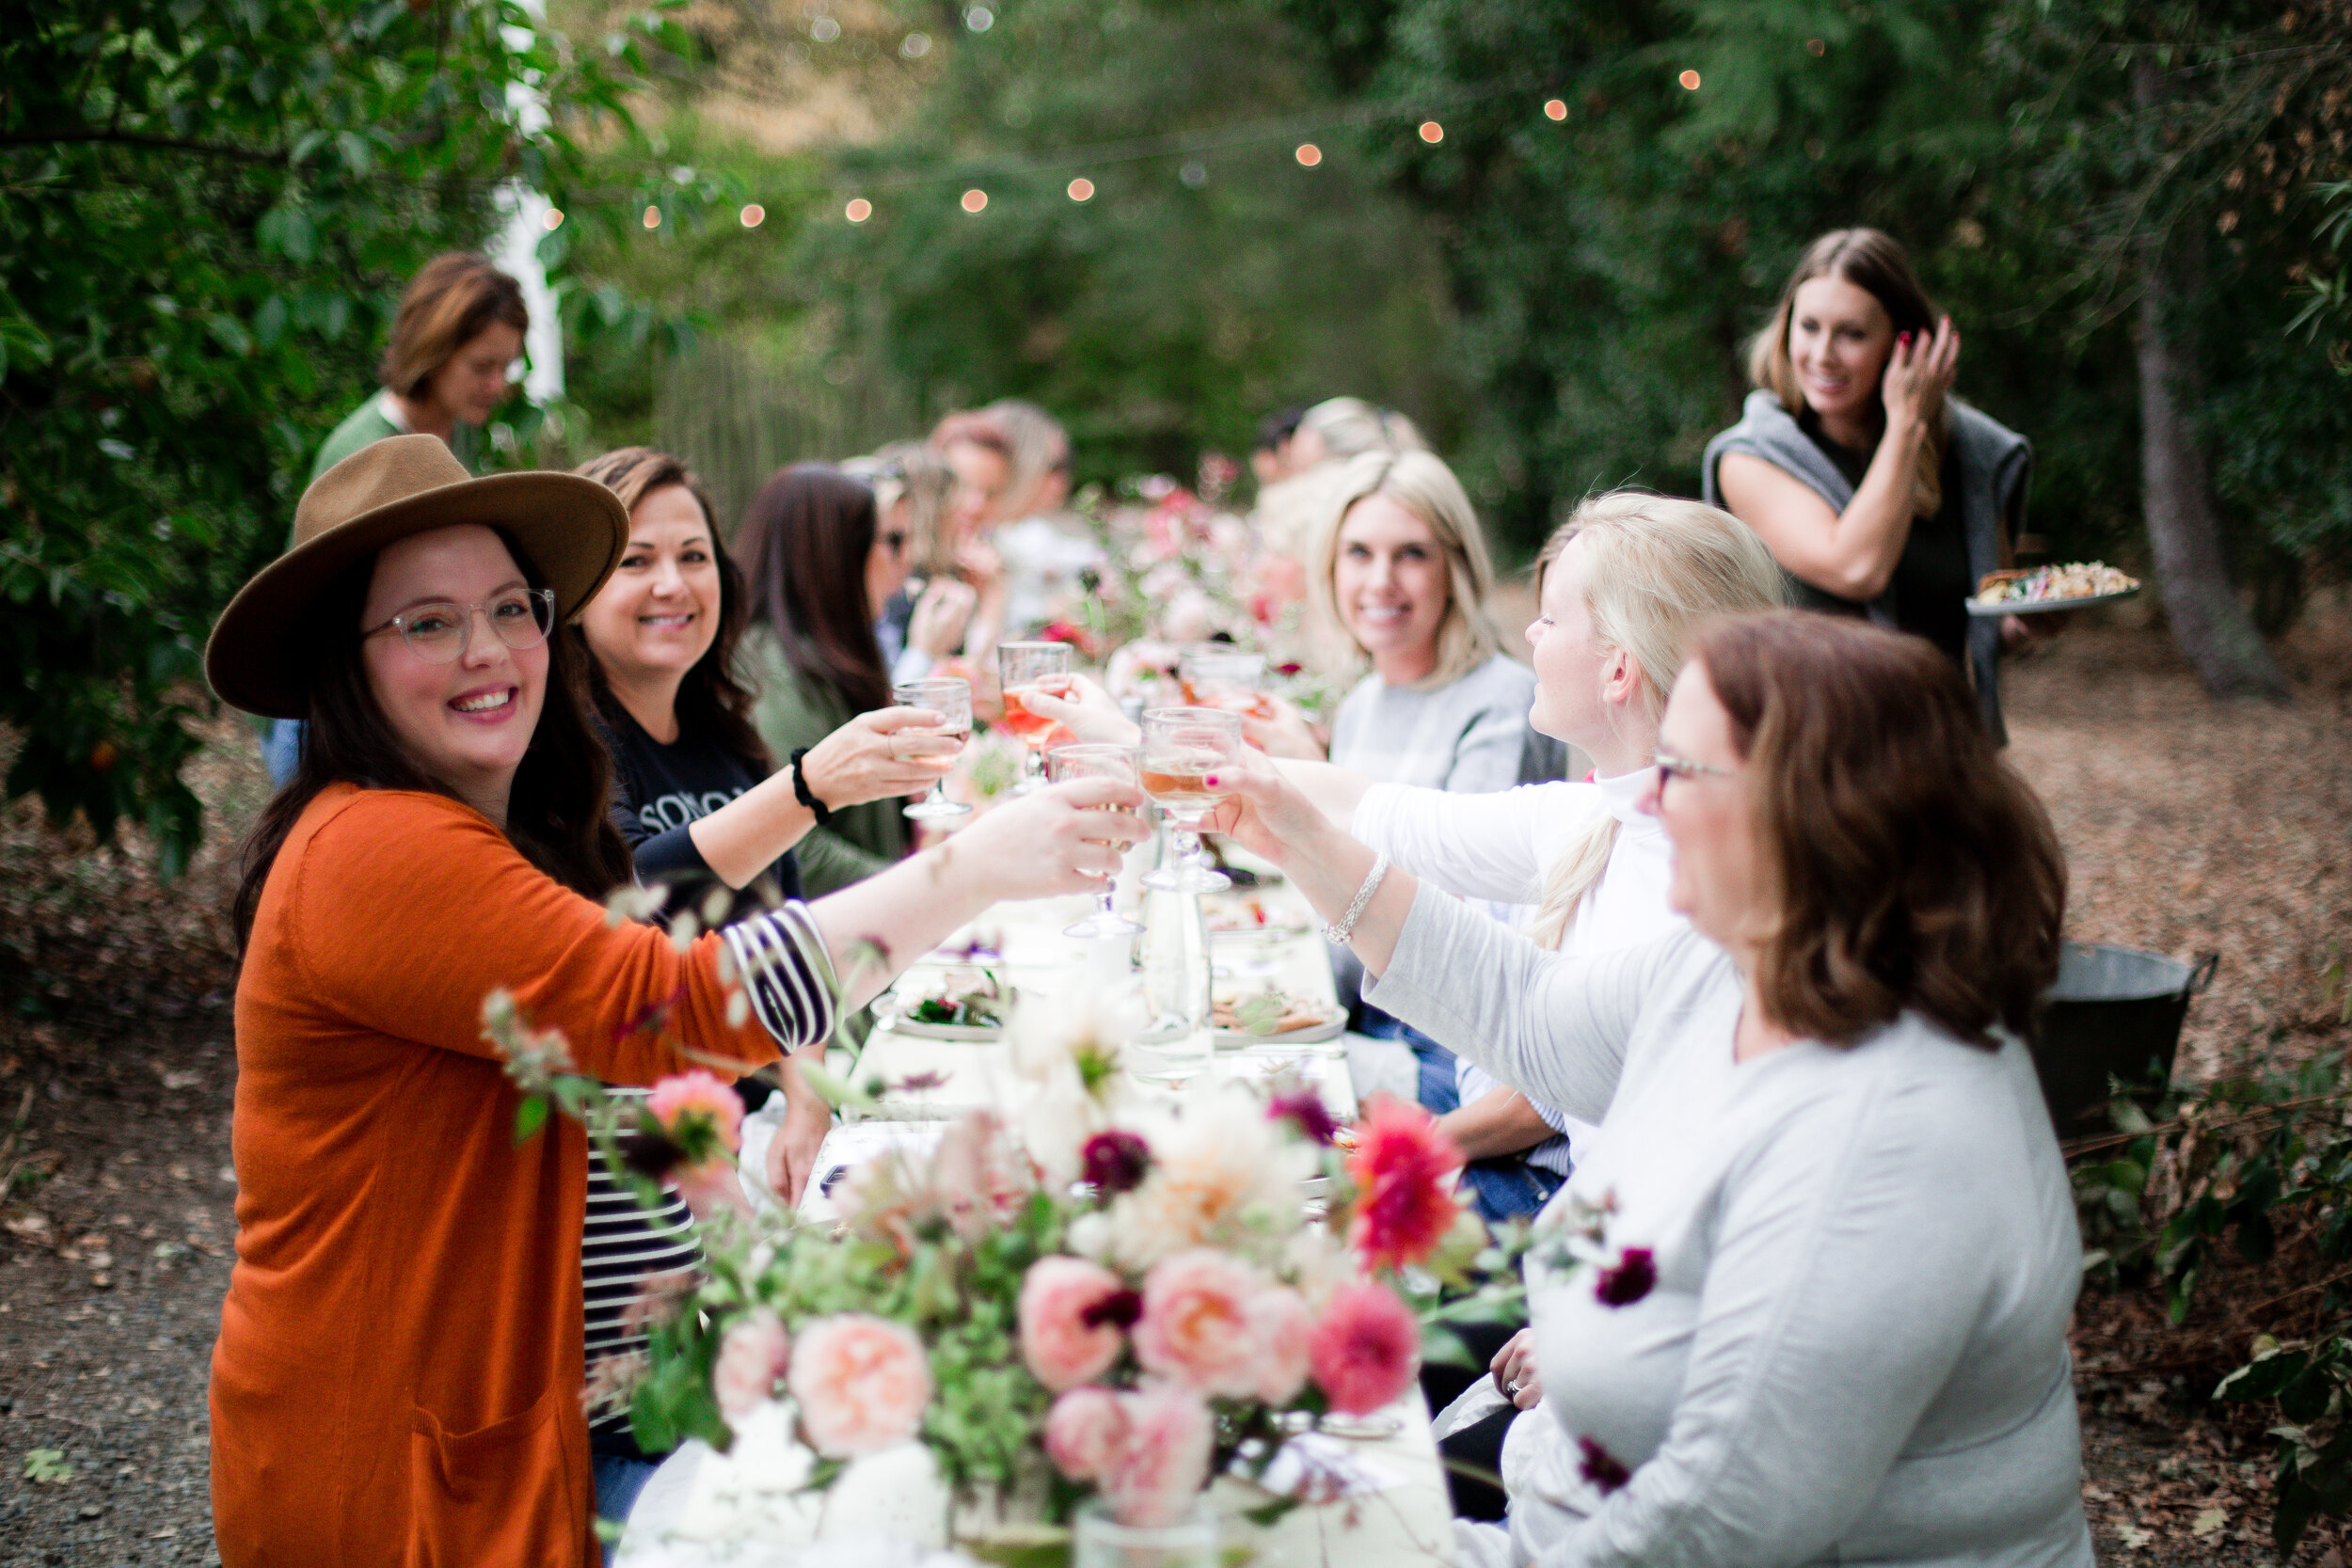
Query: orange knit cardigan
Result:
<box><xmin>211</xmin><ymin>785</ymin><xmax>811</xmax><ymax>1566</ymax></box>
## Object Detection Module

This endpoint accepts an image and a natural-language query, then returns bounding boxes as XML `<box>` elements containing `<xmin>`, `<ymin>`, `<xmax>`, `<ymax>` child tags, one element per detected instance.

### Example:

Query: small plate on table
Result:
<box><xmin>873</xmin><ymin>988</ymin><xmax>1009</xmax><ymax>1042</ymax></box>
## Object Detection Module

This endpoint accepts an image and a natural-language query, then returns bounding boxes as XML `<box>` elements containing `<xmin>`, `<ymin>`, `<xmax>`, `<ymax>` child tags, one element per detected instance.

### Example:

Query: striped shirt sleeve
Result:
<box><xmin>720</xmin><ymin>901</ymin><xmax>838</xmax><ymax>1052</ymax></box>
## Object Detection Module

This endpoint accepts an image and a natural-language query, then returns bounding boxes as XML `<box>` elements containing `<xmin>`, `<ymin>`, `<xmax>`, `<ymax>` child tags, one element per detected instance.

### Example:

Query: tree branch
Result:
<box><xmin>0</xmin><ymin>130</ymin><xmax>284</xmax><ymax>165</ymax></box>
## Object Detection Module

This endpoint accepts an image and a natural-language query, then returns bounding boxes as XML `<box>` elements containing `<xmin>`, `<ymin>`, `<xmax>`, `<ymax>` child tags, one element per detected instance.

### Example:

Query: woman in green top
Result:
<box><xmin>737</xmin><ymin>464</ymin><xmax>925</xmax><ymax>895</ymax></box>
<box><xmin>266</xmin><ymin>254</ymin><xmax>532</xmax><ymax>784</ymax></box>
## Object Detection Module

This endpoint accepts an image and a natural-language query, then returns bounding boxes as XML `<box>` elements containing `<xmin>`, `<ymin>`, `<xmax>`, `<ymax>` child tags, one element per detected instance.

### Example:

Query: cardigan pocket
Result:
<box><xmin>405</xmin><ymin>1385</ymin><xmax>582</xmax><ymax>1568</ymax></box>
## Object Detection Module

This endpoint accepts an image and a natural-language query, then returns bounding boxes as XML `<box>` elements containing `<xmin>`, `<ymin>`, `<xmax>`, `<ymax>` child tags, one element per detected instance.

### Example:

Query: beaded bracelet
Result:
<box><xmin>1320</xmin><ymin>852</ymin><xmax>1391</xmax><ymax>945</ymax></box>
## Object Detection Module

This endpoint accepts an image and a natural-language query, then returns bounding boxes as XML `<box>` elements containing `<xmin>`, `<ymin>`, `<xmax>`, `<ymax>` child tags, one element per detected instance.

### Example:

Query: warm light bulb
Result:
<box><xmin>961</xmin><ymin>188</ymin><xmax>989</xmax><ymax>213</ymax></box>
<box><xmin>642</xmin><ymin>205</ymin><xmax>660</xmax><ymax>230</ymax></box>
<box><xmin>845</xmin><ymin>198</ymin><xmax>872</xmax><ymax>223</ymax></box>
<box><xmin>1679</xmin><ymin>70</ymin><xmax>1701</xmax><ymax>90</ymax></box>
<box><xmin>1067</xmin><ymin>178</ymin><xmax>1094</xmax><ymax>201</ymax></box>
<box><xmin>1295</xmin><ymin>143</ymin><xmax>1322</xmax><ymax>166</ymax></box>
<box><xmin>542</xmin><ymin>208</ymin><xmax>564</xmax><ymax>230</ymax></box>
<box><xmin>1543</xmin><ymin>99</ymin><xmax>1566</xmax><ymax>122</ymax></box>
<box><xmin>1418</xmin><ymin>120</ymin><xmax>1443</xmax><ymax>144</ymax></box>
<box><xmin>740</xmin><ymin>204</ymin><xmax>765</xmax><ymax>228</ymax></box>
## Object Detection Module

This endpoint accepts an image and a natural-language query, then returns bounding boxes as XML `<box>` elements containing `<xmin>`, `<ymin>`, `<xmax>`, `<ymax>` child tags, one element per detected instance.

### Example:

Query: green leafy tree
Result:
<box><xmin>1</xmin><ymin>0</ymin><xmax>693</xmax><ymax>872</ymax></box>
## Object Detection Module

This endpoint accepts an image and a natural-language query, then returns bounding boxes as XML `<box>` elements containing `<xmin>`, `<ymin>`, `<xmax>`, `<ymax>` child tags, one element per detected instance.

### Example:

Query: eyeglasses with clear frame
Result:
<box><xmin>1653</xmin><ymin>749</ymin><xmax>1738</xmax><ymax>791</ymax></box>
<box><xmin>361</xmin><ymin>588</ymin><xmax>556</xmax><ymax>664</ymax></box>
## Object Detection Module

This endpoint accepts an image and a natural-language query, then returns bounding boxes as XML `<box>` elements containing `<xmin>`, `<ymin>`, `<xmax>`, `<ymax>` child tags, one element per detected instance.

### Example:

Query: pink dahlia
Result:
<box><xmin>1343</xmin><ymin>1095</ymin><xmax>1463</xmax><ymax>1273</ymax></box>
<box><xmin>1020</xmin><ymin>1257</ymin><xmax>1133</xmax><ymax>1393</ymax></box>
<box><xmin>1133</xmin><ymin>1250</ymin><xmax>1268</xmax><ymax>1399</ymax></box>
<box><xmin>1308</xmin><ymin>1282</ymin><xmax>1420</xmax><ymax>1416</ymax></box>
<box><xmin>1247</xmin><ymin>1286</ymin><xmax>1314</xmax><ymax>1404</ymax></box>
<box><xmin>786</xmin><ymin>1314</ymin><xmax>932</xmax><ymax>1458</ymax></box>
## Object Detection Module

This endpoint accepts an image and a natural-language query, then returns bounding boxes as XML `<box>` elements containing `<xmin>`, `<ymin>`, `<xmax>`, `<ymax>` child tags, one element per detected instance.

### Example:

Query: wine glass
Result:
<box><xmin>1138</xmin><ymin>706</ymin><xmax>1241</xmax><ymax>894</ymax></box>
<box><xmin>892</xmin><ymin>678</ymin><xmax>974</xmax><ymax>821</ymax></box>
<box><xmin>1178</xmin><ymin>645</ymin><xmax>1268</xmax><ymax>718</ymax></box>
<box><xmin>1044</xmin><ymin>743</ymin><xmax>1147</xmax><ymax>939</ymax></box>
<box><xmin>996</xmin><ymin>641</ymin><xmax>1073</xmax><ymax>794</ymax></box>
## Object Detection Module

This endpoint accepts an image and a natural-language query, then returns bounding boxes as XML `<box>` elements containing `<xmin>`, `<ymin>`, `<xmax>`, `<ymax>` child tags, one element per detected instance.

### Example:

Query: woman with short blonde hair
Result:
<box><xmin>1310</xmin><ymin>448</ymin><xmax>1504</xmax><ymax>693</ymax></box>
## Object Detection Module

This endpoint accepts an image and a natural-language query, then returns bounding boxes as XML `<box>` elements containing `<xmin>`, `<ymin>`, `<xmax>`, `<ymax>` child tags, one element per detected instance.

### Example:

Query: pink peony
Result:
<box><xmin>930</xmin><ymin>1110</ymin><xmax>1037</xmax><ymax>1239</ymax></box>
<box><xmin>1133</xmin><ymin>1250</ymin><xmax>1268</xmax><ymax>1399</ymax></box>
<box><xmin>1043</xmin><ymin>1386</ymin><xmax>1130</xmax><ymax>1481</ymax></box>
<box><xmin>786</xmin><ymin>1314</ymin><xmax>932</xmax><ymax>1458</ymax></box>
<box><xmin>645</xmin><ymin>1069</ymin><xmax>745</xmax><ymax>1154</ymax></box>
<box><xmin>1099</xmin><ymin>1382</ymin><xmax>1215</xmax><ymax>1528</ymax></box>
<box><xmin>1344</xmin><ymin>1095</ymin><xmax>1464</xmax><ymax>1273</ymax></box>
<box><xmin>712</xmin><ymin>1307</ymin><xmax>790</xmax><ymax>1420</ymax></box>
<box><xmin>1309</xmin><ymin>1283</ymin><xmax>1420</xmax><ymax>1416</ymax></box>
<box><xmin>1248</xmin><ymin>1286</ymin><xmax>1314</xmax><ymax>1403</ymax></box>
<box><xmin>1020</xmin><ymin>1257</ymin><xmax>1133</xmax><ymax>1392</ymax></box>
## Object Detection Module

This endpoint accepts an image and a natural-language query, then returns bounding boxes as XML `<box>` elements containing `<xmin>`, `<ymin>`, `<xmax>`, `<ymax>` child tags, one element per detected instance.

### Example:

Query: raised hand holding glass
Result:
<box><xmin>997</xmin><ymin>641</ymin><xmax>1074</xmax><ymax>794</ymax></box>
<box><xmin>1139</xmin><ymin>707</ymin><xmax>1241</xmax><ymax>894</ymax></box>
<box><xmin>1044</xmin><ymin>743</ymin><xmax>1148</xmax><ymax>938</ymax></box>
<box><xmin>893</xmin><ymin>678</ymin><xmax>976</xmax><ymax>820</ymax></box>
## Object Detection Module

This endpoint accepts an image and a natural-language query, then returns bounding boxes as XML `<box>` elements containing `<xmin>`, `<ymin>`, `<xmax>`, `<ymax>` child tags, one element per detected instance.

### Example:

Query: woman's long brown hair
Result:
<box><xmin>1746</xmin><ymin>228</ymin><xmax>1947</xmax><ymax>518</ymax></box>
<box><xmin>1692</xmin><ymin>610</ymin><xmax>2064</xmax><ymax>1049</ymax></box>
<box><xmin>569</xmin><ymin>447</ymin><xmax>771</xmax><ymax>773</ymax></box>
<box><xmin>231</xmin><ymin>532</ymin><xmax>634</xmax><ymax>951</ymax></box>
<box><xmin>736</xmin><ymin>463</ymin><xmax>893</xmax><ymax>719</ymax></box>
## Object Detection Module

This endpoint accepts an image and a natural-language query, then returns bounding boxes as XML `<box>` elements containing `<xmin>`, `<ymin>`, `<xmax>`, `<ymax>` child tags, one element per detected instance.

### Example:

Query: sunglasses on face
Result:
<box><xmin>881</xmin><ymin>530</ymin><xmax>912</xmax><ymax>555</ymax></box>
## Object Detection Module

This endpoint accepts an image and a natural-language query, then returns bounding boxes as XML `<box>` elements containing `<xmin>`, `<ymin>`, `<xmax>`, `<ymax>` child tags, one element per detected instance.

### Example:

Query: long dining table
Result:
<box><xmin>614</xmin><ymin>863</ymin><xmax>1460</xmax><ymax>1568</ymax></box>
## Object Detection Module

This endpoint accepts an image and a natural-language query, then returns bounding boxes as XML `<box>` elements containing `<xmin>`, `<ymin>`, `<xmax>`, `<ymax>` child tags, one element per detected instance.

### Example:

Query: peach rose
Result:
<box><xmin>1100</xmin><ymin>1382</ymin><xmax>1214</xmax><ymax>1528</ymax></box>
<box><xmin>712</xmin><ymin>1307</ymin><xmax>790</xmax><ymax>1420</ymax></box>
<box><xmin>1248</xmin><ymin>1286</ymin><xmax>1314</xmax><ymax>1404</ymax></box>
<box><xmin>1133</xmin><ymin>1250</ymin><xmax>1265</xmax><ymax>1399</ymax></box>
<box><xmin>1020</xmin><ymin>1257</ymin><xmax>1136</xmax><ymax>1393</ymax></box>
<box><xmin>1043</xmin><ymin>1386</ymin><xmax>1130</xmax><ymax>1481</ymax></box>
<box><xmin>787</xmin><ymin>1314</ymin><xmax>932</xmax><ymax>1458</ymax></box>
<box><xmin>645</xmin><ymin>1069</ymin><xmax>745</xmax><ymax>1153</ymax></box>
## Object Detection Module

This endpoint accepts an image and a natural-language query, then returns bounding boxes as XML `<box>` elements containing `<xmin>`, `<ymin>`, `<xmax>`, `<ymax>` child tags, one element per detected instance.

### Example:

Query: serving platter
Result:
<box><xmin>1966</xmin><ymin>584</ymin><xmax>2142</xmax><ymax>618</ymax></box>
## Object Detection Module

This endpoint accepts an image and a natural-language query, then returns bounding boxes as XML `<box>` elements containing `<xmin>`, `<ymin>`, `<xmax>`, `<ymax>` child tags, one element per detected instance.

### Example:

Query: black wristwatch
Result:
<box><xmin>788</xmin><ymin>747</ymin><xmax>834</xmax><ymax>827</ymax></box>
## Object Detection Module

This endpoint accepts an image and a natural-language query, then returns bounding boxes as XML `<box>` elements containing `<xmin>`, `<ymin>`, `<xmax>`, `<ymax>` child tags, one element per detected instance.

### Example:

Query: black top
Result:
<box><xmin>1796</xmin><ymin>420</ymin><xmax>1973</xmax><ymax>666</ymax></box>
<box><xmin>597</xmin><ymin>704</ymin><xmax>803</xmax><ymax>923</ymax></box>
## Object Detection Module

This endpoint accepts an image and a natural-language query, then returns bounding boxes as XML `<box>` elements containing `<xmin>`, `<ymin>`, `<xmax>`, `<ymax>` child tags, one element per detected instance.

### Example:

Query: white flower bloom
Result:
<box><xmin>1096</xmin><ymin>1085</ymin><xmax>1314</xmax><ymax>1272</ymax></box>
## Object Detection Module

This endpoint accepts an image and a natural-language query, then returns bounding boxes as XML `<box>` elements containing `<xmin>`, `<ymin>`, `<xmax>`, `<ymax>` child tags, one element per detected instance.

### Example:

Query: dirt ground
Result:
<box><xmin>1</xmin><ymin>605</ymin><xmax>2348</xmax><ymax>1564</ymax></box>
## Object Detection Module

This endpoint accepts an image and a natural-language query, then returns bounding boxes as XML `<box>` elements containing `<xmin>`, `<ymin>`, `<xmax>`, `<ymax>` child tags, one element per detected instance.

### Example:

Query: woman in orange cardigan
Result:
<box><xmin>200</xmin><ymin>435</ymin><xmax>1149</xmax><ymax>1567</ymax></box>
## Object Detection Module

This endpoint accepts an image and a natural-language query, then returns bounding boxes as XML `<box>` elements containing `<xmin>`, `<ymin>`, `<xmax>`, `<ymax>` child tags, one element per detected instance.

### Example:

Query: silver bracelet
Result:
<box><xmin>1321</xmin><ymin>853</ymin><xmax>1391</xmax><ymax>945</ymax></box>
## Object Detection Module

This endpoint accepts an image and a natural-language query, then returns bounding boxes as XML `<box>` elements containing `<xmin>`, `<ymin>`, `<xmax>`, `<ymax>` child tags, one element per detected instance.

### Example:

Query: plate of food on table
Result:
<box><xmin>877</xmin><ymin>971</ymin><xmax>1010</xmax><ymax>1040</ymax></box>
<box><xmin>1966</xmin><ymin>562</ymin><xmax>2141</xmax><ymax>616</ymax></box>
<box><xmin>1212</xmin><ymin>986</ymin><xmax>1346</xmax><ymax>1046</ymax></box>
<box><xmin>1204</xmin><ymin>892</ymin><xmax>1312</xmax><ymax>944</ymax></box>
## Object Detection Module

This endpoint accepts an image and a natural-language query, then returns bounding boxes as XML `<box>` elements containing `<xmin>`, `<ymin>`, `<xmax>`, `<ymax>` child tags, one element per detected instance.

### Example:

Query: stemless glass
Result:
<box><xmin>996</xmin><ymin>641</ymin><xmax>1073</xmax><ymax>794</ymax></box>
<box><xmin>1177</xmin><ymin>645</ymin><xmax>1268</xmax><ymax>718</ymax></box>
<box><xmin>1138</xmin><ymin>706</ymin><xmax>1241</xmax><ymax>894</ymax></box>
<box><xmin>1044</xmin><ymin>743</ymin><xmax>1147</xmax><ymax>939</ymax></box>
<box><xmin>892</xmin><ymin>678</ymin><xmax>974</xmax><ymax>821</ymax></box>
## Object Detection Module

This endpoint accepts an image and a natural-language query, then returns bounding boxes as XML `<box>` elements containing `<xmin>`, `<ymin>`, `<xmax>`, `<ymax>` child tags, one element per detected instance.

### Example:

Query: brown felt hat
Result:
<box><xmin>204</xmin><ymin>435</ymin><xmax>628</xmax><ymax>719</ymax></box>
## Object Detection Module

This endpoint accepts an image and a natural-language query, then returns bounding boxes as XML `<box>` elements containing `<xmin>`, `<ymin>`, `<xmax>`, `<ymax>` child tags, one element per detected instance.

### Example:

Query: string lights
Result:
<box><xmin>605</xmin><ymin>76</ymin><xmax>1692</xmax><ymax>232</ymax></box>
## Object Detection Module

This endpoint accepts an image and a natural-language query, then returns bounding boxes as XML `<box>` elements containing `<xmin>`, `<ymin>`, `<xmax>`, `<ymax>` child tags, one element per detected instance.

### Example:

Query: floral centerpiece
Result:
<box><xmin>490</xmin><ymin>987</ymin><xmax>1518</xmax><ymax>1560</ymax></box>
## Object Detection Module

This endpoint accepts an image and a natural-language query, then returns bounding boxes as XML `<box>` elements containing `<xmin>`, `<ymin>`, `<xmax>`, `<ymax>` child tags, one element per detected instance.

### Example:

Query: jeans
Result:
<box><xmin>1460</xmin><ymin>1156</ymin><xmax>1567</xmax><ymax>1227</ymax></box>
<box><xmin>1355</xmin><ymin>1005</ymin><xmax>1461</xmax><ymax>1115</ymax></box>
<box><xmin>260</xmin><ymin>718</ymin><xmax>304</xmax><ymax>788</ymax></box>
<box><xmin>591</xmin><ymin>1451</ymin><xmax>661</xmax><ymax>1566</ymax></box>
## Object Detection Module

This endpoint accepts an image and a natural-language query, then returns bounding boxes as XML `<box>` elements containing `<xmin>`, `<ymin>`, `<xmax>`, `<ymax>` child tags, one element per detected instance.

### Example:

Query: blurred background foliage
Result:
<box><xmin>6</xmin><ymin>0</ymin><xmax>2351</xmax><ymax>862</ymax></box>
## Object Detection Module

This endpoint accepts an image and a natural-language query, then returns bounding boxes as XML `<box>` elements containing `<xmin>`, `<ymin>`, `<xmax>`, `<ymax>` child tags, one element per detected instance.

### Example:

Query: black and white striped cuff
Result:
<box><xmin>720</xmin><ymin>903</ymin><xmax>838</xmax><ymax>1052</ymax></box>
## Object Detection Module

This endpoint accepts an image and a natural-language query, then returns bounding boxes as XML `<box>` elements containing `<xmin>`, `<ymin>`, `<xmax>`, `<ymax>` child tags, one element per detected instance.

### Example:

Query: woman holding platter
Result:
<box><xmin>1200</xmin><ymin>610</ymin><xmax>2090</xmax><ymax>1566</ymax></box>
<box><xmin>201</xmin><ymin>435</ymin><xmax>1148</xmax><ymax>1567</ymax></box>
<box><xmin>1704</xmin><ymin>228</ymin><xmax>2034</xmax><ymax>740</ymax></box>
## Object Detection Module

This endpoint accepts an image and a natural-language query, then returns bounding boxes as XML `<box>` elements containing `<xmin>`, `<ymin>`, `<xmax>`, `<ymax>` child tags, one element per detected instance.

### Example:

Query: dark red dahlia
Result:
<box><xmin>1079</xmin><ymin>1129</ymin><xmax>1152</xmax><ymax>1195</ymax></box>
<box><xmin>1578</xmin><ymin>1435</ymin><xmax>1630</xmax><ymax>1495</ymax></box>
<box><xmin>1594</xmin><ymin>1247</ymin><xmax>1657</xmax><ymax>1307</ymax></box>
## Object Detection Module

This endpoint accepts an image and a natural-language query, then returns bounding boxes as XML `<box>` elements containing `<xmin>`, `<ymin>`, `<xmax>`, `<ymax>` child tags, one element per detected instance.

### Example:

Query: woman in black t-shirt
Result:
<box><xmin>568</xmin><ymin>448</ymin><xmax>959</xmax><ymax>1539</ymax></box>
<box><xmin>1703</xmin><ymin>229</ymin><xmax>2035</xmax><ymax>739</ymax></box>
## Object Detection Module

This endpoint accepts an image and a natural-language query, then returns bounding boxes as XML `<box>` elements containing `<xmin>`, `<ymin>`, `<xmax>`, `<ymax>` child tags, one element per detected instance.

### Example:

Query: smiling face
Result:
<box><xmin>360</xmin><ymin>524</ymin><xmax>547</xmax><ymax>821</ymax></box>
<box><xmin>579</xmin><ymin>483</ymin><xmax>722</xmax><ymax>709</ymax></box>
<box><xmin>1332</xmin><ymin>491</ymin><xmax>1449</xmax><ymax>680</ymax></box>
<box><xmin>1788</xmin><ymin>275</ymin><xmax>1896</xmax><ymax>430</ymax></box>
<box><xmin>942</xmin><ymin>438</ymin><xmax>1011</xmax><ymax>545</ymax></box>
<box><xmin>421</xmin><ymin>321</ymin><xmax>524</xmax><ymax>429</ymax></box>
<box><xmin>864</xmin><ymin>491</ymin><xmax>915</xmax><ymax>618</ymax></box>
<box><xmin>1524</xmin><ymin>533</ymin><xmax>1634</xmax><ymax>752</ymax></box>
<box><xmin>1640</xmin><ymin>658</ymin><xmax>1771</xmax><ymax>955</ymax></box>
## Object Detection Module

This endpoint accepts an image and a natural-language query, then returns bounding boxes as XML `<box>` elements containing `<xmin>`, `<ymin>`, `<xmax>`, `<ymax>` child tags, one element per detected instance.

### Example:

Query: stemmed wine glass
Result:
<box><xmin>892</xmin><ymin>678</ymin><xmax>974</xmax><ymax>821</ymax></box>
<box><xmin>1044</xmin><ymin>743</ymin><xmax>1147</xmax><ymax>939</ymax></box>
<box><xmin>996</xmin><ymin>641</ymin><xmax>1073</xmax><ymax>794</ymax></box>
<box><xmin>1138</xmin><ymin>706</ymin><xmax>1241</xmax><ymax>894</ymax></box>
<box><xmin>1178</xmin><ymin>645</ymin><xmax>1268</xmax><ymax>718</ymax></box>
